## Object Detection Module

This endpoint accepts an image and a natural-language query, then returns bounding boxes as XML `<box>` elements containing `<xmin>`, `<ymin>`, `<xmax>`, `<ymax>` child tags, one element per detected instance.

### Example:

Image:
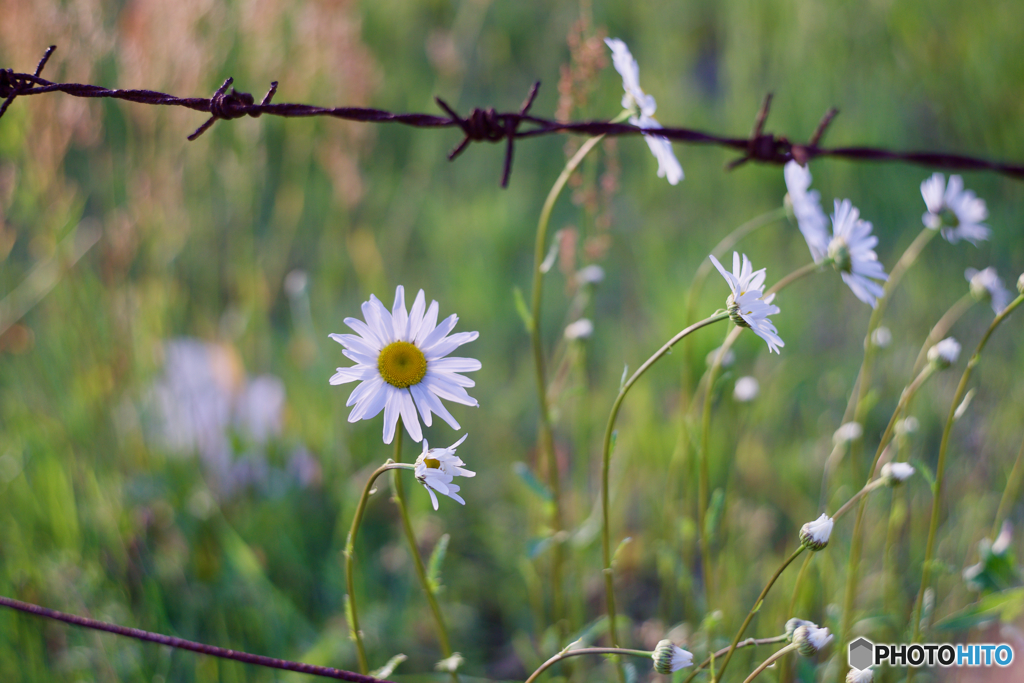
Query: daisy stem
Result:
<box><xmin>389</xmin><ymin>418</ymin><xmax>458</xmax><ymax>682</ymax></box>
<box><xmin>909</xmin><ymin>292</ymin><xmax>975</xmax><ymax>378</ymax></box>
<box><xmin>530</xmin><ymin>132</ymin><xmax>606</xmax><ymax>638</ymax></box>
<box><xmin>765</xmin><ymin>259</ymin><xmax>824</xmax><ymax>296</ymax></box>
<box><xmin>838</xmin><ymin>364</ymin><xmax>935</xmax><ymax>663</ymax></box>
<box><xmin>523</xmin><ymin>647</ymin><xmax>653</xmax><ymax>683</ymax></box>
<box><xmin>344</xmin><ymin>460</ymin><xmax>414</xmax><ymax>674</ymax></box>
<box><xmin>779</xmin><ymin>554</ymin><xmax>815</xmax><ymax>683</ymax></box>
<box><xmin>741</xmin><ymin>643</ymin><xmax>799</xmax><ymax>683</ymax></box>
<box><xmin>709</xmin><ymin>547</ymin><xmax>805</xmax><ymax>683</ymax></box>
<box><xmin>906</xmin><ymin>294</ymin><xmax>1024</xmax><ymax>683</ymax></box>
<box><xmin>600</xmin><ymin>311</ymin><xmax>729</xmax><ymax>652</ymax></box>
<box><xmin>991</xmin><ymin>432</ymin><xmax>1024</xmax><ymax>541</ymax></box>
<box><xmin>682</xmin><ymin>635</ymin><xmax>788</xmax><ymax>683</ymax></box>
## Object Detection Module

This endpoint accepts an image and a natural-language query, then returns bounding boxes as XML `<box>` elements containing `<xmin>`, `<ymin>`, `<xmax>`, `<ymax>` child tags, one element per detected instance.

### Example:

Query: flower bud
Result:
<box><xmin>827</xmin><ymin>238</ymin><xmax>852</xmax><ymax>273</ymax></box>
<box><xmin>927</xmin><ymin>337</ymin><xmax>961</xmax><ymax>369</ymax></box>
<box><xmin>800</xmin><ymin>514</ymin><xmax>834</xmax><ymax>551</ymax></box>
<box><xmin>785</xmin><ymin>618</ymin><xmax>813</xmax><ymax>642</ymax></box>
<box><xmin>793</xmin><ymin>623</ymin><xmax>832</xmax><ymax>656</ymax></box>
<box><xmin>727</xmin><ymin>294</ymin><xmax>749</xmax><ymax>329</ymax></box>
<box><xmin>881</xmin><ymin>462</ymin><xmax>915</xmax><ymax>486</ymax></box>
<box><xmin>651</xmin><ymin>640</ymin><xmax>693</xmax><ymax>674</ymax></box>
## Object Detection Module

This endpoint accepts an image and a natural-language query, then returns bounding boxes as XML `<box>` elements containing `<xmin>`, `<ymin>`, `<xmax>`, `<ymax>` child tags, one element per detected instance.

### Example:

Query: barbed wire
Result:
<box><xmin>3</xmin><ymin>46</ymin><xmax>1023</xmax><ymax>187</ymax></box>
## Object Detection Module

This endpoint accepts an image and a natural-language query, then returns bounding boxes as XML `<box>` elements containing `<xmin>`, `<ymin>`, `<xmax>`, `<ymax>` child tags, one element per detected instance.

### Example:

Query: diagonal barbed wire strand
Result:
<box><xmin>3</xmin><ymin>46</ymin><xmax>1024</xmax><ymax>187</ymax></box>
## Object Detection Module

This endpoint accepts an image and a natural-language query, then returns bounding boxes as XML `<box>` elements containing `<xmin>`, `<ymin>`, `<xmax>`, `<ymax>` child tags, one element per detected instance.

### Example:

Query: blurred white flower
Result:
<box><xmin>793</xmin><ymin>622</ymin><xmax>833</xmax><ymax>655</ymax></box>
<box><xmin>881</xmin><ymin>462</ymin><xmax>915</xmax><ymax>485</ymax></box>
<box><xmin>330</xmin><ymin>286</ymin><xmax>480</xmax><ymax>444</ymax></box>
<box><xmin>564</xmin><ymin>318</ymin><xmax>594</xmax><ymax>340</ymax></box>
<box><xmin>605</xmin><ymin>38</ymin><xmax>683</xmax><ymax>185</ymax></box>
<box><xmin>706</xmin><ymin>346</ymin><xmax>736</xmax><ymax>368</ymax></box>
<box><xmin>414</xmin><ymin>434</ymin><xmax>474</xmax><ymax>510</ymax></box>
<box><xmin>966</xmin><ymin>267</ymin><xmax>1011</xmax><ymax>314</ymax></box>
<box><xmin>827</xmin><ymin>200</ymin><xmax>889</xmax><ymax>307</ymax></box>
<box><xmin>576</xmin><ymin>264</ymin><xmax>605</xmax><ymax>285</ymax></box>
<box><xmin>800</xmin><ymin>514</ymin><xmax>834</xmax><ymax>551</ymax></box>
<box><xmin>920</xmin><ymin>173</ymin><xmax>990</xmax><ymax>245</ymax></box>
<box><xmin>847</xmin><ymin>666</ymin><xmax>874</xmax><ymax>682</ymax></box>
<box><xmin>895</xmin><ymin>416</ymin><xmax>919</xmax><ymax>435</ymax></box>
<box><xmin>927</xmin><ymin>337</ymin><xmax>961</xmax><ymax>368</ymax></box>
<box><xmin>871</xmin><ymin>326</ymin><xmax>892</xmax><ymax>348</ymax></box>
<box><xmin>784</xmin><ymin>161</ymin><xmax>830</xmax><ymax>262</ymax></box>
<box><xmin>733</xmin><ymin>376</ymin><xmax>760</xmax><ymax>402</ymax></box>
<box><xmin>652</xmin><ymin>640</ymin><xmax>694</xmax><ymax>674</ymax></box>
<box><xmin>710</xmin><ymin>252</ymin><xmax>785</xmax><ymax>354</ymax></box>
<box><xmin>833</xmin><ymin>421</ymin><xmax>863</xmax><ymax>446</ymax></box>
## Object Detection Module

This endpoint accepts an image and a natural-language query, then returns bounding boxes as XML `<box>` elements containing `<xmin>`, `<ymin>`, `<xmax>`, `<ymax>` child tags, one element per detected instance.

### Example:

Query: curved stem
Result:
<box><xmin>742</xmin><ymin>643</ymin><xmax>799</xmax><ymax>683</ymax></box>
<box><xmin>765</xmin><ymin>260</ymin><xmax>823</xmax><ymax>296</ymax></box>
<box><xmin>712</xmin><ymin>547</ymin><xmax>806</xmax><ymax>683</ymax></box>
<box><xmin>601</xmin><ymin>311</ymin><xmax>730</xmax><ymax>651</ymax></box>
<box><xmin>907</xmin><ymin>294</ymin><xmax>1024</xmax><ymax>683</ymax></box>
<box><xmin>530</xmin><ymin>133</ymin><xmax>606</xmax><ymax>637</ymax></box>
<box><xmin>682</xmin><ymin>635</ymin><xmax>788</xmax><ymax>683</ymax></box>
<box><xmin>992</xmin><ymin>432</ymin><xmax>1024</xmax><ymax>540</ymax></box>
<box><xmin>389</xmin><ymin>417</ymin><xmax>458</xmax><ymax>681</ymax></box>
<box><xmin>345</xmin><ymin>461</ymin><xmax>414</xmax><ymax>673</ymax></box>
<box><xmin>523</xmin><ymin>647</ymin><xmax>652</xmax><ymax>683</ymax></box>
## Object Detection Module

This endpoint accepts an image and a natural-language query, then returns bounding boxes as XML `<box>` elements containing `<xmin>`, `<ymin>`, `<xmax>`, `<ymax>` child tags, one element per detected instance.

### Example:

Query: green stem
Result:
<box><xmin>839</xmin><ymin>365</ymin><xmax>935</xmax><ymax>649</ymax></box>
<box><xmin>390</xmin><ymin>417</ymin><xmax>458</xmax><ymax>682</ymax></box>
<box><xmin>741</xmin><ymin>643</ymin><xmax>799</xmax><ymax>683</ymax></box>
<box><xmin>601</xmin><ymin>311</ymin><xmax>730</xmax><ymax>652</ymax></box>
<box><xmin>682</xmin><ymin>635</ymin><xmax>789</xmax><ymax>683</ymax></box>
<box><xmin>908</xmin><ymin>294</ymin><xmax>1024</xmax><ymax>683</ymax></box>
<box><xmin>344</xmin><ymin>460</ymin><xmax>414</xmax><ymax>673</ymax></box>
<box><xmin>992</xmin><ymin>433</ymin><xmax>1024</xmax><ymax>541</ymax></box>
<box><xmin>910</xmin><ymin>292</ymin><xmax>976</xmax><ymax>379</ymax></box>
<box><xmin>530</xmin><ymin>133</ymin><xmax>607</xmax><ymax>637</ymax></box>
<box><xmin>523</xmin><ymin>647</ymin><xmax>652</xmax><ymax>683</ymax></box>
<box><xmin>710</xmin><ymin>547</ymin><xmax>806</xmax><ymax>683</ymax></box>
<box><xmin>780</xmin><ymin>554</ymin><xmax>815</xmax><ymax>683</ymax></box>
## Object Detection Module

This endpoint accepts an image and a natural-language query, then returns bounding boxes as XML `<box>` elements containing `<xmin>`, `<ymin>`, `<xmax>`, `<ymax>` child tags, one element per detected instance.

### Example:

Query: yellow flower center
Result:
<box><xmin>424</xmin><ymin>457</ymin><xmax>441</xmax><ymax>469</ymax></box>
<box><xmin>377</xmin><ymin>341</ymin><xmax>427</xmax><ymax>389</ymax></box>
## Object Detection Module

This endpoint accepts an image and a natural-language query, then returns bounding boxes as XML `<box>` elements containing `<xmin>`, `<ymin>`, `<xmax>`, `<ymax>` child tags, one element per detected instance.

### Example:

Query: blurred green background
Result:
<box><xmin>1</xmin><ymin>0</ymin><xmax>1023</xmax><ymax>681</ymax></box>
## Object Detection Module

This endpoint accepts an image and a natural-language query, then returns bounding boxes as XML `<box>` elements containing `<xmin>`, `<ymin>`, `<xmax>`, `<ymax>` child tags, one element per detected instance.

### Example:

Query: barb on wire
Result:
<box><xmin>0</xmin><ymin>594</ymin><xmax>393</xmax><ymax>683</ymax></box>
<box><xmin>3</xmin><ymin>45</ymin><xmax>1024</xmax><ymax>186</ymax></box>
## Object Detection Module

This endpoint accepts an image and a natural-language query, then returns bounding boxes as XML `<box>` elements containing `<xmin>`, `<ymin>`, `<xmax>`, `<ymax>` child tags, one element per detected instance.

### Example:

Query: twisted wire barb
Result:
<box><xmin>3</xmin><ymin>46</ymin><xmax>1024</xmax><ymax>186</ymax></box>
<box><xmin>0</xmin><ymin>595</ymin><xmax>394</xmax><ymax>683</ymax></box>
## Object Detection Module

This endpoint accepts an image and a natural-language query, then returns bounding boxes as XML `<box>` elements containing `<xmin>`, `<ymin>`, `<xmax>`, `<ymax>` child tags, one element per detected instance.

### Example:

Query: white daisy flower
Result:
<box><xmin>784</xmin><ymin>161</ymin><xmax>830</xmax><ymax>262</ymax></box>
<box><xmin>414</xmin><ymin>434</ymin><xmax>474</xmax><ymax>510</ymax></box>
<box><xmin>330</xmin><ymin>286</ymin><xmax>480</xmax><ymax>444</ymax></box>
<box><xmin>605</xmin><ymin>38</ymin><xmax>684</xmax><ymax>185</ymax></box>
<box><xmin>710</xmin><ymin>252</ymin><xmax>785</xmax><ymax>354</ymax></box>
<box><xmin>965</xmin><ymin>267</ymin><xmax>1011</xmax><ymax>314</ymax></box>
<box><xmin>920</xmin><ymin>173</ymin><xmax>990</xmax><ymax>245</ymax></box>
<box><xmin>576</xmin><ymin>264</ymin><xmax>605</xmax><ymax>285</ymax></box>
<box><xmin>833</xmin><ymin>421</ymin><xmax>863</xmax><ymax>446</ymax></box>
<box><xmin>793</xmin><ymin>622</ymin><xmax>833</xmax><ymax>656</ymax></box>
<box><xmin>651</xmin><ymin>640</ymin><xmax>694</xmax><ymax>674</ymax></box>
<box><xmin>881</xmin><ymin>461</ymin><xmax>915</xmax><ymax>485</ymax></box>
<box><xmin>733</xmin><ymin>376</ymin><xmax>759</xmax><ymax>402</ymax></box>
<box><xmin>927</xmin><ymin>337</ymin><xmax>961</xmax><ymax>369</ymax></box>
<box><xmin>827</xmin><ymin>200</ymin><xmax>889</xmax><ymax>307</ymax></box>
<box><xmin>799</xmin><ymin>513</ymin><xmax>834</xmax><ymax>551</ymax></box>
<box><xmin>564</xmin><ymin>318</ymin><xmax>594</xmax><ymax>340</ymax></box>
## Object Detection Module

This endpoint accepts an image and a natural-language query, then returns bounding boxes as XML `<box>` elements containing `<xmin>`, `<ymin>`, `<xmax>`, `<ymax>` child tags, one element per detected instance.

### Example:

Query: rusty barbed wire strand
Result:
<box><xmin>0</xmin><ymin>595</ymin><xmax>394</xmax><ymax>683</ymax></box>
<box><xmin>3</xmin><ymin>46</ymin><xmax>1024</xmax><ymax>186</ymax></box>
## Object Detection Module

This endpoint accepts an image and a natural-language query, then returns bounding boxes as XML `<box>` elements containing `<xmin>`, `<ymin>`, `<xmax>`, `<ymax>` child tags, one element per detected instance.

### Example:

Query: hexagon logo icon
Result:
<box><xmin>848</xmin><ymin>637</ymin><xmax>874</xmax><ymax>671</ymax></box>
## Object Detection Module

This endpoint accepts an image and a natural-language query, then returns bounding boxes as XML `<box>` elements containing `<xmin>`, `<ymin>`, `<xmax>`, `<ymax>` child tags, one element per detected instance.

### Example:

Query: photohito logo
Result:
<box><xmin>848</xmin><ymin>637</ymin><xmax>1015</xmax><ymax>670</ymax></box>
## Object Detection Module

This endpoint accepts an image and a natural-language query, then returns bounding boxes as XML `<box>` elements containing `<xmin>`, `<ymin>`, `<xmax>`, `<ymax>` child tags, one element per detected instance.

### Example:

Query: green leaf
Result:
<box><xmin>427</xmin><ymin>533</ymin><xmax>450</xmax><ymax>593</ymax></box>
<box><xmin>514</xmin><ymin>462</ymin><xmax>553</xmax><ymax>502</ymax></box>
<box><xmin>612</xmin><ymin>536</ymin><xmax>633</xmax><ymax>566</ymax></box>
<box><xmin>371</xmin><ymin>654</ymin><xmax>407</xmax><ymax>678</ymax></box>
<box><xmin>620</xmin><ymin>364</ymin><xmax>629</xmax><ymax>390</ymax></box>
<box><xmin>704</xmin><ymin>488</ymin><xmax>725</xmax><ymax>541</ymax></box>
<box><xmin>513</xmin><ymin>287</ymin><xmax>534</xmax><ymax>333</ymax></box>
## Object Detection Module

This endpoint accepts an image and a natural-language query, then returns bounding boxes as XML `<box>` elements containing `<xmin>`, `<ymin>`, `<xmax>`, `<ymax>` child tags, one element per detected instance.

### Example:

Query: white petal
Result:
<box><xmin>391</xmin><ymin>285</ymin><xmax>409</xmax><ymax>342</ymax></box>
<box><xmin>399</xmin><ymin>390</ymin><xmax>423</xmax><ymax>442</ymax></box>
<box><xmin>407</xmin><ymin>290</ymin><xmax>427</xmax><ymax>341</ymax></box>
<box><xmin>410</xmin><ymin>383</ymin><xmax>461</xmax><ymax>430</ymax></box>
<box><xmin>382</xmin><ymin>390</ymin><xmax>402</xmax><ymax>444</ymax></box>
<box><xmin>420</xmin><ymin>314</ymin><xmax>459</xmax><ymax>351</ymax></box>
<box><xmin>423</xmin><ymin>331</ymin><xmax>479</xmax><ymax>360</ymax></box>
<box><xmin>429</xmin><ymin>357</ymin><xmax>483</xmax><ymax>373</ymax></box>
<box><xmin>423</xmin><ymin>373</ymin><xmax>478</xmax><ymax>406</ymax></box>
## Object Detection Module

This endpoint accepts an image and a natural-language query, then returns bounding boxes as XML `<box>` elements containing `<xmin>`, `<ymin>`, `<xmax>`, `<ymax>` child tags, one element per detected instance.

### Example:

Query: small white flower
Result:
<box><xmin>793</xmin><ymin>622</ymin><xmax>833</xmax><ymax>656</ymax></box>
<box><xmin>965</xmin><ymin>267</ymin><xmax>1011</xmax><ymax>314</ymax></box>
<box><xmin>651</xmin><ymin>640</ymin><xmax>694</xmax><ymax>674</ymax></box>
<box><xmin>605</xmin><ymin>38</ymin><xmax>684</xmax><ymax>185</ymax></box>
<box><xmin>784</xmin><ymin>161</ymin><xmax>830</xmax><ymax>262</ymax></box>
<box><xmin>330</xmin><ymin>286</ymin><xmax>481</xmax><ymax>444</ymax></box>
<box><xmin>564</xmin><ymin>318</ymin><xmax>594</xmax><ymax>340</ymax></box>
<box><xmin>871</xmin><ymin>326</ymin><xmax>892</xmax><ymax>348</ymax></box>
<box><xmin>576</xmin><ymin>264</ymin><xmax>606</xmax><ymax>285</ymax></box>
<box><xmin>706</xmin><ymin>346</ymin><xmax>736</xmax><ymax>368</ymax></box>
<box><xmin>414</xmin><ymin>434</ymin><xmax>474</xmax><ymax>510</ymax></box>
<box><xmin>847</xmin><ymin>666</ymin><xmax>874</xmax><ymax>683</ymax></box>
<box><xmin>827</xmin><ymin>200</ymin><xmax>889</xmax><ymax>307</ymax></box>
<box><xmin>895</xmin><ymin>416</ymin><xmax>919</xmax><ymax>436</ymax></box>
<box><xmin>927</xmin><ymin>337</ymin><xmax>961</xmax><ymax>368</ymax></box>
<box><xmin>833</xmin><ymin>422</ymin><xmax>864</xmax><ymax>446</ymax></box>
<box><xmin>733</xmin><ymin>376</ymin><xmax>760</xmax><ymax>402</ymax></box>
<box><xmin>710</xmin><ymin>252</ymin><xmax>785</xmax><ymax>354</ymax></box>
<box><xmin>920</xmin><ymin>173</ymin><xmax>990</xmax><ymax>245</ymax></box>
<box><xmin>799</xmin><ymin>513</ymin><xmax>834</xmax><ymax>551</ymax></box>
<box><xmin>881</xmin><ymin>462</ymin><xmax>915</xmax><ymax>485</ymax></box>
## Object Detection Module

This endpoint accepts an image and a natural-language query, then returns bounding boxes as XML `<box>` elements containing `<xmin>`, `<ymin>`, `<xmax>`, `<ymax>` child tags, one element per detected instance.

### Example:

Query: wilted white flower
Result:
<box><xmin>330</xmin><ymin>286</ymin><xmax>480</xmax><ymax>444</ymax></box>
<box><xmin>414</xmin><ymin>434</ymin><xmax>474</xmax><ymax>510</ymax></box>
<box><xmin>564</xmin><ymin>318</ymin><xmax>594</xmax><ymax>340</ymax></box>
<box><xmin>826</xmin><ymin>200</ymin><xmax>889</xmax><ymax>307</ymax></box>
<box><xmin>651</xmin><ymin>640</ymin><xmax>693</xmax><ymax>674</ymax></box>
<box><xmin>706</xmin><ymin>346</ymin><xmax>736</xmax><ymax>368</ymax></box>
<box><xmin>847</xmin><ymin>667</ymin><xmax>874</xmax><ymax>683</ymax></box>
<box><xmin>784</xmin><ymin>161</ymin><xmax>830</xmax><ymax>262</ymax></box>
<box><xmin>710</xmin><ymin>252</ymin><xmax>785</xmax><ymax>354</ymax></box>
<box><xmin>800</xmin><ymin>514</ymin><xmax>834</xmax><ymax>551</ymax></box>
<box><xmin>965</xmin><ymin>267</ymin><xmax>1011</xmax><ymax>314</ymax></box>
<box><xmin>920</xmin><ymin>173</ymin><xmax>990</xmax><ymax>245</ymax></box>
<box><xmin>576</xmin><ymin>264</ymin><xmax>606</xmax><ymax>285</ymax></box>
<box><xmin>833</xmin><ymin>422</ymin><xmax>863</xmax><ymax>446</ymax></box>
<box><xmin>793</xmin><ymin>622</ymin><xmax>833</xmax><ymax>656</ymax></box>
<box><xmin>871</xmin><ymin>326</ymin><xmax>892</xmax><ymax>348</ymax></box>
<box><xmin>881</xmin><ymin>462</ymin><xmax>915</xmax><ymax>486</ymax></box>
<box><xmin>605</xmin><ymin>38</ymin><xmax>683</xmax><ymax>185</ymax></box>
<box><xmin>734</xmin><ymin>376</ymin><xmax>760</xmax><ymax>402</ymax></box>
<box><xmin>927</xmin><ymin>337</ymin><xmax>961</xmax><ymax>369</ymax></box>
